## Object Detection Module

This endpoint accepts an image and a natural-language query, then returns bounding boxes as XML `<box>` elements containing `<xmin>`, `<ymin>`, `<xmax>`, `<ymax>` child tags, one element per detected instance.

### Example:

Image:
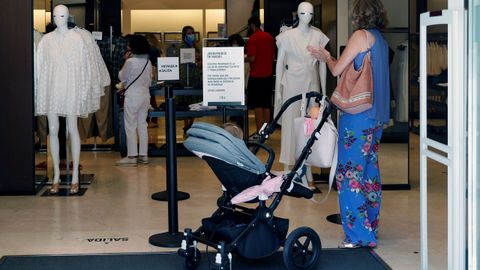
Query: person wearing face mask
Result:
<box><xmin>245</xmin><ymin>16</ymin><xmax>275</xmax><ymax>137</ymax></box>
<box><xmin>175</xmin><ymin>25</ymin><xmax>202</xmax><ymax>134</ymax></box>
<box><xmin>274</xmin><ymin>2</ymin><xmax>329</xmax><ymax>189</ymax></box>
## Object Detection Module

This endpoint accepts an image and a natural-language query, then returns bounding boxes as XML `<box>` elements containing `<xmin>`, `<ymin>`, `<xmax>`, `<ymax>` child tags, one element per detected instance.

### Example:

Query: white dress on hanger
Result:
<box><xmin>73</xmin><ymin>27</ymin><xmax>110</xmax><ymax>113</ymax></box>
<box><xmin>275</xmin><ymin>26</ymin><xmax>329</xmax><ymax>165</ymax></box>
<box><xmin>33</xmin><ymin>29</ymin><xmax>43</xmax><ymax>96</ymax></box>
<box><xmin>36</xmin><ymin>28</ymin><xmax>93</xmax><ymax>117</ymax></box>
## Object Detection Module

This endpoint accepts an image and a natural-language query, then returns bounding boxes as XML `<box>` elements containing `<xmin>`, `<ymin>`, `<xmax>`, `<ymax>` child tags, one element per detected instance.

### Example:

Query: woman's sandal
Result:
<box><xmin>70</xmin><ymin>183</ymin><xmax>79</xmax><ymax>195</ymax></box>
<box><xmin>49</xmin><ymin>183</ymin><xmax>60</xmax><ymax>194</ymax></box>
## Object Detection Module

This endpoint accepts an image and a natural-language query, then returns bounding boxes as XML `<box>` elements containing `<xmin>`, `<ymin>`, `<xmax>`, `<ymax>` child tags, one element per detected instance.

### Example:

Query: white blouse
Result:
<box><xmin>119</xmin><ymin>56</ymin><xmax>152</xmax><ymax>98</ymax></box>
<box><xmin>35</xmin><ymin>28</ymin><xmax>109</xmax><ymax>117</ymax></box>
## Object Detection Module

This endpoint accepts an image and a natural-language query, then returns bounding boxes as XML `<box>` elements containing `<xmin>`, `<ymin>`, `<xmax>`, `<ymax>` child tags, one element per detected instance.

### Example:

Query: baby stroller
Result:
<box><xmin>178</xmin><ymin>92</ymin><xmax>334</xmax><ymax>270</ymax></box>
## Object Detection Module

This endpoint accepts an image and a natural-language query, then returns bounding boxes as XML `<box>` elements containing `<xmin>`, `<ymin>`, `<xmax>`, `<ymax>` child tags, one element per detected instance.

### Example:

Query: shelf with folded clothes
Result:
<box><xmin>409</xmin><ymin>79</ymin><xmax>448</xmax><ymax>115</ymax></box>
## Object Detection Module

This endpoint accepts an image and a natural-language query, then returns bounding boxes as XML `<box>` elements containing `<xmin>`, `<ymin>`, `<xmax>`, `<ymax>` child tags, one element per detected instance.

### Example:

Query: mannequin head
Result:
<box><xmin>297</xmin><ymin>2</ymin><xmax>314</xmax><ymax>27</ymax></box>
<box><xmin>53</xmin><ymin>5</ymin><xmax>69</xmax><ymax>30</ymax></box>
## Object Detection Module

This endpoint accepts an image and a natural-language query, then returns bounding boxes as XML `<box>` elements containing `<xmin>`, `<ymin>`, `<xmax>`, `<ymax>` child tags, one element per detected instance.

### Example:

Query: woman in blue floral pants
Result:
<box><xmin>336</xmin><ymin>112</ymin><xmax>383</xmax><ymax>248</ymax></box>
<box><xmin>308</xmin><ymin>0</ymin><xmax>390</xmax><ymax>248</ymax></box>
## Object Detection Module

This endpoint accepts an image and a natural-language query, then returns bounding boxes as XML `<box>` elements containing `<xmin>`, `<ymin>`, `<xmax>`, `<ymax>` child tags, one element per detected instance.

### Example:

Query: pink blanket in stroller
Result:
<box><xmin>230</xmin><ymin>175</ymin><xmax>284</xmax><ymax>204</ymax></box>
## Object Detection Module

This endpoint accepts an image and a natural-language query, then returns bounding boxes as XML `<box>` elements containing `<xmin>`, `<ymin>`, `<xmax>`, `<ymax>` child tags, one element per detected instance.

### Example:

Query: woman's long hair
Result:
<box><xmin>351</xmin><ymin>0</ymin><xmax>388</xmax><ymax>30</ymax></box>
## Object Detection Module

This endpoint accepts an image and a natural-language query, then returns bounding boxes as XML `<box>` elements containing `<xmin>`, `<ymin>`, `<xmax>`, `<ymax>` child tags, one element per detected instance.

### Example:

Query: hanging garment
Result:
<box><xmin>78</xmin><ymin>85</ymin><xmax>113</xmax><ymax>141</ymax></box>
<box><xmin>74</xmin><ymin>27</ymin><xmax>110</xmax><ymax>113</ymax></box>
<box><xmin>74</xmin><ymin>27</ymin><xmax>112</xmax><ymax>141</ymax></box>
<box><xmin>33</xmin><ymin>29</ymin><xmax>48</xmax><ymax>145</ymax></box>
<box><xmin>36</xmin><ymin>28</ymin><xmax>93</xmax><ymax>117</ymax></box>
<box><xmin>97</xmin><ymin>36</ymin><xmax>129</xmax><ymax>83</ymax></box>
<box><xmin>394</xmin><ymin>42</ymin><xmax>409</xmax><ymax>122</ymax></box>
<box><xmin>275</xmin><ymin>26</ymin><xmax>329</xmax><ymax>165</ymax></box>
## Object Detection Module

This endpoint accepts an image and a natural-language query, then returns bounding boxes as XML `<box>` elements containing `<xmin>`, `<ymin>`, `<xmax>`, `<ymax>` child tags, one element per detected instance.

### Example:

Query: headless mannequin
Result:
<box><xmin>275</xmin><ymin>2</ymin><xmax>328</xmax><ymax>187</ymax></box>
<box><xmin>49</xmin><ymin>5</ymin><xmax>81</xmax><ymax>194</ymax></box>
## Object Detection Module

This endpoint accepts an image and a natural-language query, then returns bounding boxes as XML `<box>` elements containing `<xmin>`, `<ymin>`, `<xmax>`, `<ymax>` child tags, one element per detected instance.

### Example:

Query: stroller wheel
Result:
<box><xmin>283</xmin><ymin>227</ymin><xmax>322</xmax><ymax>270</ymax></box>
<box><xmin>185</xmin><ymin>247</ymin><xmax>201</xmax><ymax>270</ymax></box>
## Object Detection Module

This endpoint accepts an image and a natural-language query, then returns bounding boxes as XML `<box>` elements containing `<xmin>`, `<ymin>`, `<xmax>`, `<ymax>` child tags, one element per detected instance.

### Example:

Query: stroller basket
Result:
<box><xmin>202</xmin><ymin>210</ymin><xmax>289</xmax><ymax>259</ymax></box>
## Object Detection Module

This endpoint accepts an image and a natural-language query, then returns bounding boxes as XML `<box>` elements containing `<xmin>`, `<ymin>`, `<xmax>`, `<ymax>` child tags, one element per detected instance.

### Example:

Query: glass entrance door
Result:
<box><xmin>468</xmin><ymin>0</ymin><xmax>480</xmax><ymax>268</ymax></box>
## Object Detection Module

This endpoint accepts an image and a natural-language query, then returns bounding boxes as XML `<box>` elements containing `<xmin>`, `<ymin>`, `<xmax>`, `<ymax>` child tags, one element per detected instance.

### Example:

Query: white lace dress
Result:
<box><xmin>74</xmin><ymin>27</ymin><xmax>110</xmax><ymax>113</ymax></box>
<box><xmin>36</xmin><ymin>28</ymin><xmax>94</xmax><ymax>117</ymax></box>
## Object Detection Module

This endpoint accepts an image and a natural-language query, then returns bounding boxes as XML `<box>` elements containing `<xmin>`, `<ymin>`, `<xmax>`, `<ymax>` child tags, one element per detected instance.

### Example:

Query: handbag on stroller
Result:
<box><xmin>178</xmin><ymin>92</ymin><xmax>334</xmax><ymax>270</ymax></box>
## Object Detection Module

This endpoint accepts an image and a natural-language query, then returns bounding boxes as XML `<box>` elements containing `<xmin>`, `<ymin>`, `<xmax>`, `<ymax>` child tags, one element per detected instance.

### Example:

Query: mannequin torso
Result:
<box><xmin>35</xmin><ymin>5</ymin><xmax>89</xmax><ymax>194</ymax></box>
<box><xmin>274</xmin><ymin>2</ymin><xmax>329</xmax><ymax>165</ymax></box>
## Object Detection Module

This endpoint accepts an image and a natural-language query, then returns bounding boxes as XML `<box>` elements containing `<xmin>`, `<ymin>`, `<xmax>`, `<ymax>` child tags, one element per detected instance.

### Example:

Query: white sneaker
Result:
<box><xmin>115</xmin><ymin>157</ymin><xmax>138</xmax><ymax>167</ymax></box>
<box><xmin>138</xmin><ymin>156</ymin><xmax>149</xmax><ymax>165</ymax></box>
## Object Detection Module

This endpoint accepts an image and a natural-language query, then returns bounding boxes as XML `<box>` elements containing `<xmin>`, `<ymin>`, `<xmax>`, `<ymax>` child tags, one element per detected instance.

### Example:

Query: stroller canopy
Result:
<box><xmin>184</xmin><ymin>122</ymin><xmax>267</xmax><ymax>175</ymax></box>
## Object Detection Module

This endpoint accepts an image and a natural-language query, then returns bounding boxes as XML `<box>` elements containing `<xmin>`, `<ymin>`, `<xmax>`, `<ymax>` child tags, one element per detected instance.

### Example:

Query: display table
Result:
<box><xmin>117</xmin><ymin>86</ymin><xmax>248</xmax><ymax>157</ymax></box>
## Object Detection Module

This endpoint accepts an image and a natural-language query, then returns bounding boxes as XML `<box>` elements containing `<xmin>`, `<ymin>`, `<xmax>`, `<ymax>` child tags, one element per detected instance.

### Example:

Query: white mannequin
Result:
<box><xmin>274</xmin><ymin>2</ymin><xmax>328</xmax><ymax>187</ymax></box>
<box><xmin>48</xmin><ymin>5</ymin><xmax>81</xmax><ymax>194</ymax></box>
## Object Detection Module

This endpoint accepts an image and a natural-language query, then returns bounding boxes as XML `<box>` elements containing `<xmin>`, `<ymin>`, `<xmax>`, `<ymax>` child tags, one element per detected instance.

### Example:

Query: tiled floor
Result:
<box><xmin>4</xmin><ymin>118</ymin><xmax>448</xmax><ymax>269</ymax></box>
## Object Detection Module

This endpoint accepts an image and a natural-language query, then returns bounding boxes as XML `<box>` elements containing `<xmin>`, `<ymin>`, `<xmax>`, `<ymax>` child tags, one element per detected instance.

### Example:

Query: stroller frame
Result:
<box><xmin>178</xmin><ymin>92</ymin><xmax>334</xmax><ymax>270</ymax></box>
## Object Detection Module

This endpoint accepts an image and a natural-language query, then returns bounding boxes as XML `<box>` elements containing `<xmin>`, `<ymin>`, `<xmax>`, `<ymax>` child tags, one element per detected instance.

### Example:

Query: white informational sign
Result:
<box><xmin>92</xmin><ymin>31</ymin><xmax>103</xmax><ymax>40</ymax></box>
<box><xmin>157</xmin><ymin>57</ymin><xmax>179</xmax><ymax>81</ymax></box>
<box><xmin>202</xmin><ymin>47</ymin><xmax>245</xmax><ymax>106</ymax></box>
<box><xmin>180</xmin><ymin>48</ymin><xmax>195</xmax><ymax>64</ymax></box>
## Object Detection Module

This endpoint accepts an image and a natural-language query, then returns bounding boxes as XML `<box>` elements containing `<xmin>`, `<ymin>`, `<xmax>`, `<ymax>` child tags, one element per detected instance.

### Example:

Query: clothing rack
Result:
<box><xmin>410</xmin><ymin>32</ymin><xmax>448</xmax><ymax>44</ymax></box>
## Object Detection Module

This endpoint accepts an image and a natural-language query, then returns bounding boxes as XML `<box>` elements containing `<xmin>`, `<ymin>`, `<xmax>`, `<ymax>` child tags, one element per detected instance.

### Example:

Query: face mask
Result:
<box><xmin>186</xmin><ymin>34</ymin><xmax>195</xmax><ymax>43</ymax></box>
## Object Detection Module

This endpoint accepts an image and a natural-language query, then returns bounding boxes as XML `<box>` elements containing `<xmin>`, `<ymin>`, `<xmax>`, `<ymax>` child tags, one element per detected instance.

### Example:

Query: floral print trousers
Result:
<box><xmin>336</xmin><ymin>112</ymin><xmax>383</xmax><ymax>247</ymax></box>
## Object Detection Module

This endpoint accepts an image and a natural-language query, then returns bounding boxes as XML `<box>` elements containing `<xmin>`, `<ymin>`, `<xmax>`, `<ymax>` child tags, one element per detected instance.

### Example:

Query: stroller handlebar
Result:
<box><xmin>261</xmin><ymin>91</ymin><xmax>333</xmax><ymax>141</ymax></box>
<box><xmin>264</xmin><ymin>91</ymin><xmax>335</xmax><ymax>212</ymax></box>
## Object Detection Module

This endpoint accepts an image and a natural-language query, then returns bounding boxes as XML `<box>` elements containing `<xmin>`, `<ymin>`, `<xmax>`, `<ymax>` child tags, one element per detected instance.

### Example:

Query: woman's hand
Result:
<box><xmin>307</xmin><ymin>45</ymin><xmax>331</xmax><ymax>62</ymax></box>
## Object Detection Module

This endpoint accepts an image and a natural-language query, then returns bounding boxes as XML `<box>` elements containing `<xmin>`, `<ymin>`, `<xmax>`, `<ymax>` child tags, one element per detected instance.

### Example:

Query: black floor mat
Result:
<box><xmin>0</xmin><ymin>249</ymin><xmax>390</xmax><ymax>270</ymax></box>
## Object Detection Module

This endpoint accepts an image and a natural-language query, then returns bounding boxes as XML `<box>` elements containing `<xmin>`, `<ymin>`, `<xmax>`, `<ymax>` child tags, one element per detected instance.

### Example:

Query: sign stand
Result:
<box><xmin>149</xmin><ymin>57</ymin><xmax>188</xmax><ymax>248</ymax></box>
<box><xmin>151</xmin><ymin>85</ymin><xmax>190</xmax><ymax>201</ymax></box>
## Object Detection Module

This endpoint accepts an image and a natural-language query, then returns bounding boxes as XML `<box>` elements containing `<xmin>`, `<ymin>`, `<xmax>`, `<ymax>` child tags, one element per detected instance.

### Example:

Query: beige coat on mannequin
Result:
<box><xmin>274</xmin><ymin>2</ymin><xmax>329</xmax><ymax>165</ymax></box>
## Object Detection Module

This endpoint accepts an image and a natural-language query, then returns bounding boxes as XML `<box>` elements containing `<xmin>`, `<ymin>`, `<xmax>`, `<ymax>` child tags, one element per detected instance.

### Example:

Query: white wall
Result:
<box><xmin>131</xmin><ymin>10</ymin><xmax>204</xmax><ymax>34</ymax></box>
<box><xmin>226</xmin><ymin>0</ymin><xmax>254</xmax><ymax>37</ymax></box>
<box><xmin>383</xmin><ymin>0</ymin><xmax>409</xmax><ymax>28</ymax></box>
<box><xmin>122</xmin><ymin>0</ymin><xmax>223</xmax><ymax>35</ymax></box>
<box><xmin>337</xmin><ymin>0</ymin><xmax>349</xmax><ymax>55</ymax></box>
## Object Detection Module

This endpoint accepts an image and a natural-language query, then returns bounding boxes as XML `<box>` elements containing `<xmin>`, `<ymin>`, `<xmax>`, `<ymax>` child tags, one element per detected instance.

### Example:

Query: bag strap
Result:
<box><xmin>363</xmin><ymin>29</ymin><xmax>371</xmax><ymax>52</ymax></box>
<box><xmin>300</xmin><ymin>93</ymin><xmax>307</xmax><ymax>115</ymax></box>
<box><xmin>123</xmin><ymin>59</ymin><xmax>149</xmax><ymax>93</ymax></box>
